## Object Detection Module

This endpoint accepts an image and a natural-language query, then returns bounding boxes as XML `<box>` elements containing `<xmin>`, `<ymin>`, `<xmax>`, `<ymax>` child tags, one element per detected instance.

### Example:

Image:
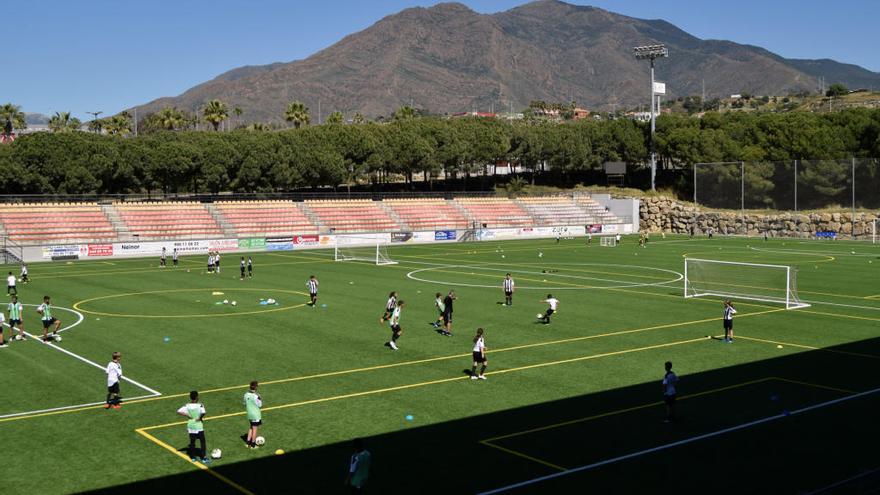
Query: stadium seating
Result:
<box><xmin>573</xmin><ymin>196</ymin><xmax>623</xmax><ymax>224</ymax></box>
<box><xmin>215</xmin><ymin>201</ymin><xmax>317</xmax><ymax>236</ymax></box>
<box><xmin>454</xmin><ymin>198</ymin><xmax>533</xmax><ymax>227</ymax></box>
<box><xmin>516</xmin><ymin>196</ymin><xmax>594</xmax><ymax>226</ymax></box>
<box><xmin>384</xmin><ymin>199</ymin><xmax>470</xmax><ymax>230</ymax></box>
<box><xmin>0</xmin><ymin>203</ymin><xmax>116</xmax><ymax>243</ymax></box>
<box><xmin>115</xmin><ymin>202</ymin><xmax>222</xmax><ymax>238</ymax></box>
<box><xmin>305</xmin><ymin>200</ymin><xmax>399</xmax><ymax>233</ymax></box>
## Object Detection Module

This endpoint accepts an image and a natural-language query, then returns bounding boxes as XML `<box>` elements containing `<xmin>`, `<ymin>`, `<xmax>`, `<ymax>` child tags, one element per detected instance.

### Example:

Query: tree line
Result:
<box><xmin>1</xmin><ymin>107</ymin><xmax>879</xmax><ymax>207</ymax></box>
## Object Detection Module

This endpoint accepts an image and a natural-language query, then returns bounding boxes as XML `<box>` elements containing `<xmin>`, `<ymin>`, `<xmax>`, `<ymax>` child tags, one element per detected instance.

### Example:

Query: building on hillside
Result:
<box><xmin>572</xmin><ymin>107</ymin><xmax>590</xmax><ymax>119</ymax></box>
<box><xmin>450</xmin><ymin>112</ymin><xmax>497</xmax><ymax>118</ymax></box>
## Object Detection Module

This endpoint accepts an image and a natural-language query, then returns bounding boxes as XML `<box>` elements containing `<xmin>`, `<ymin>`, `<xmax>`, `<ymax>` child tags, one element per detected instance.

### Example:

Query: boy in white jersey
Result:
<box><xmin>7</xmin><ymin>271</ymin><xmax>16</xmax><ymax>296</ymax></box>
<box><xmin>214</xmin><ymin>252</ymin><xmax>221</xmax><ymax>274</ymax></box>
<box><xmin>160</xmin><ymin>247</ymin><xmax>167</xmax><ymax>268</ymax></box>
<box><xmin>177</xmin><ymin>390</ymin><xmax>209</xmax><ymax>463</ymax></box>
<box><xmin>37</xmin><ymin>295</ymin><xmax>62</xmax><ymax>341</ymax></box>
<box><xmin>247</xmin><ymin>257</ymin><xmax>253</xmax><ymax>278</ymax></box>
<box><xmin>20</xmin><ymin>264</ymin><xmax>29</xmax><ymax>284</ymax></box>
<box><xmin>105</xmin><ymin>352</ymin><xmax>123</xmax><ymax>409</ymax></box>
<box><xmin>662</xmin><ymin>361</ymin><xmax>678</xmax><ymax>423</ymax></box>
<box><xmin>172</xmin><ymin>248</ymin><xmax>179</xmax><ymax>267</ymax></box>
<box><xmin>385</xmin><ymin>300</ymin><xmax>404</xmax><ymax>350</ymax></box>
<box><xmin>8</xmin><ymin>295</ymin><xmax>25</xmax><ymax>341</ymax></box>
<box><xmin>538</xmin><ymin>294</ymin><xmax>559</xmax><ymax>324</ymax></box>
<box><xmin>207</xmin><ymin>253</ymin><xmax>215</xmax><ymax>273</ymax></box>
<box><xmin>380</xmin><ymin>292</ymin><xmax>397</xmax><ymax>324</ymax></box>
<box><xmin>307</xmin><ymin>275</ymin><xmax>319</xmax><ymax>307</ymax></box>
<box><xmin>240</xmin><ymin>257</ymin><xmax>246</xmax><ymax>280</ymax></box>
<box><xmin>432</xmin><ymin>292</ymin><xmax>445</xmax><ymax>329</ymax></box>
<box><xmin>470</xmin><ymin>328</ymin><xmax>488</xmax><ymax>380</ymax></box>
<box><xmin>723</xmin><ymin>300</ymin><xmax>737</xmax><ymax>343</ymax></box>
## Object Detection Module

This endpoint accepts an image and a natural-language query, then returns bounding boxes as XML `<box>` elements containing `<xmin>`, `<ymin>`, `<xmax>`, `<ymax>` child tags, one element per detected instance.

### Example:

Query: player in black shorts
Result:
<box><xmin>240</xmin><ymin>257</ymin><xmax>246</xmax><ymax>280</ymax></box>
<box><xmin>247</xmin><ymin>257</ymin><xmax>253</xmax><ymax>278</ymax></box>
<box><xmin>471</xmin><ymin>328</ymin><xmax>487</xmax><ymax>380</ymax></box>
<box><xmin>441</xmin><ymin>290</ymin><xmax>456</xmax><ymax>336</ymax></box>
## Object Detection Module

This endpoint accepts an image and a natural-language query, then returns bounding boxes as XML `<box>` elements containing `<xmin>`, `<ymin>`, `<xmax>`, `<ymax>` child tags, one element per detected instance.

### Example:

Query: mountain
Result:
<box><xmin>129</xmin><ymin>0</ymin><xmax>880</xmax><ymax>122</ymax></box>
<box><xmin>25</xmin><ymin>113</ymin><xmax>50</xmax><ymax>125</ymax></box>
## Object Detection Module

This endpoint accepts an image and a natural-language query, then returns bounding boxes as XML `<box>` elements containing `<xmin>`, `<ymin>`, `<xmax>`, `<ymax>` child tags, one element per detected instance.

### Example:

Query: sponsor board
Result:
<box><xmin>238</xmin><ymin>238</ymin><xmax>267</xmax><ymax>250</ymax></box>
<box><xmin>266</xmin><ymin>236</ymin><xmax>294</xmax><ymax>251</ymax></box>
<box><xmin>293</xmin><ymin>234</ymin><xmax>320</xmax><ymax>246</ymax></box>
<box><xmin>319</xmin><ymin>235</ymin><xmax>335</xmax><ymax>246</ymax></box>
<box><xmin>602</xmin><ymin>224</ymin><xmax>619</xmax><ymax>233</ymax></box>
<box><xmin>86</xmin><ymin>244</ymin><xmax>114</xmax><ymax>257</ymax></box>
<box><xmin>391</xmin><ymin>232</ymin><xmax>413</xmax><ymax>243</ymax></box>
<box><xmin>208</xmin><ymin>239</ymin><xmax>239</xmax><ymax>252</ymax></box>
<box><xmin>412</xmin><ymin>231</ymin><xmax>436</xmax><ymax>243</ymax></box>
<box><xmin>587</xmin><ymin>224</ymin><xmax>603</xmax><ymax>234</ymax></box>
<box><xmin>435</xmin><ymin>230</ymin><xmax>457</xmax><ymax>241</ymax></box>
<box><xmin>42</xmin><ymin>245</ymin><xmax>80</xmax><ymax>260</ymax></box>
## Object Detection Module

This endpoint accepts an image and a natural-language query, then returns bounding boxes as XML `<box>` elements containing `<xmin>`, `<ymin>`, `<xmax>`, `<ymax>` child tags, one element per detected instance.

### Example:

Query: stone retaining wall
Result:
<box><xmin>639</xmin><ymin>196</ymin><xmax>878</xmax><ymax>239</ymax></box>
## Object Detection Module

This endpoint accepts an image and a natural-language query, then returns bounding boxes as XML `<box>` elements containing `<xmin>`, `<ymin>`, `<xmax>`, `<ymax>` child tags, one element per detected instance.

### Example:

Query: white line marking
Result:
<box><xmin>0</xmin><ymin>393</ymin><xmax>159</xmax><ymax>419</ymax></box>
<box><xmin>477</xmin><ymin>386</ymin><xmax>880</xmax><ymax>495</ymax></box>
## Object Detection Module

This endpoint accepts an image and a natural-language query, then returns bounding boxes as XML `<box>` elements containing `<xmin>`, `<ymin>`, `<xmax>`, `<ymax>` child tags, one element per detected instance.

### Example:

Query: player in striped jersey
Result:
<box><xmin>247</xmin><ymin>257</ymin><xmax>253</xmax><ymax>278</ymax></box>
<box><xmin>503</xmin><ymin>273</ymin><xmax>515</xmax><ymax>306</ymax></box>
<box><xmin>207</xmin><ymin>253</ymin><xmax>215</xmax><ymax>273</ymax></box>
<box><xmin>240</xmin><ymin>257</ymin><xmax>246</xmax><ymax>280</ymax></box>
<box><xmin>722</xmin><ymin>300</ymin><xmax>737</xmax><ymax>343</ymax></box>
<box><xmin>37</xmin><ymin>295</ymin><xmax>62</xmax><ymax>341</ymax></box>
<box><xmin>380</xmin><ymin>292</ymin><xmax>397</xmax><ymax>324</ymax></box>
<box><xmin>470</xmin><ymin>328</ymin><xmax>488</xmax><ymax>380</ymax></box>
<box><xmin>20</xmin><ymin>264</ymin><xmax>29</xmax><ymax>283</ymax></box>
<box><xmin>433</xmin><ymin>292</ymin><xmax>445</xmax><ymax>328</ymax></box>
<box><xmin>385</xmin><ymin>300</ymin><xmax>404</xmax><ymax>350</ymax></box>
<box><xmin>177</xmin><ymin>390</ymin><xmax>210</xmax><ymax>463</ymax></box>
<box><xmin>307</xmin><ymin>275</ymin><xmax>319</xmax><ymax>307</ymax></box>
<box><xmin>8</xmin><ymin>295</ymin><xmax>25</xmax><ymax>342</ymax></box>
<box><xmin>172</xmin><ymin>248</ymin><xmax>179</xmax><ymax>267</ymax></box>
<box><xmin>160</xmin><ymin>247</ymin><xmax>167</xmax><ymax>268</ymax></box>
<box><xmin>214</xmin><ymin>252</ymin><xmax>221</xmax><ymax>274</ymax></box>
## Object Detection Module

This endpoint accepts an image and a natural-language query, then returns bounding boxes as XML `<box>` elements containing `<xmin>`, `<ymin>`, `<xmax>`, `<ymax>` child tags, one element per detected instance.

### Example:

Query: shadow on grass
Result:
<box><xmin>81</xmin><ymin>337</ymin><xmax>880</xmax><ymax>495</ymax></box>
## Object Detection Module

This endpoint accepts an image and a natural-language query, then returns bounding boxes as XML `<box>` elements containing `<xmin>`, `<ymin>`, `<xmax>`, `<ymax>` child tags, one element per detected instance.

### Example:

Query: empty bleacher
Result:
<box><xmin>573</xmin><ymin>196</ymin><xmax>623</xmax><ymax>224</ymax></box>
<box><xmin>454</xmin><ymin>198</ymin><xmax>533</xmax><ymax>227</ymax></box>
<box><xmin>385</xmin><ymin>199</ymin><xmax>470</xmax><ymax>231</ymax></box>
<box><xmin>115</xmin><ymin>202</ymin><xmax>222</xmax><ymax>239</ymax></box>
<box><xmin>305</xmin><ymin>200</ymin><xmax>399</xmax><ymax>233</ymax></box>
<box><xmin>517</xmin><ymin>196</ymin><xmax>594</xmax><ymax>226</ymax></box>
<box><xmin>0</xmin><ymin>203</ymin><xmax>116</xmax><ymax>243</ymax></box>
<box><xmin>215</xmin><ymin>201</ymin><xmax>317</xmax><ymax>236</ymax></box>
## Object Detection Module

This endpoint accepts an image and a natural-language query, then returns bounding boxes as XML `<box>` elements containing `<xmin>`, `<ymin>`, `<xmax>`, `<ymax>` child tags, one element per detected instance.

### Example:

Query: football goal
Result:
<box><xmin>334</xmin><ymin>235</ymin><xmax>397</xmax><ymax>265</ymax></box>
<box><xmin>600</xmin><ymin>236</ymin><xmax>618</xmax><ymax>247</ymax></box>
<box><xmin>684</xmin><ymin>258</ymin><xmax>809</xmax><ymax>309</ymax></box>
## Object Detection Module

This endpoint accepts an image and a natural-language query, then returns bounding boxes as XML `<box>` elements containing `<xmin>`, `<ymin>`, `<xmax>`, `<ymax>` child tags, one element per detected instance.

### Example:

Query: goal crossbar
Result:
<box><xmin>334</xmin><ymin>236</ymin><xmax>397</xmax><ymax>265</ymax></box>
<box><xmin>684</xmin><ymin>258</ymin><xmax>809</xmax><ymax>310</ymax></box>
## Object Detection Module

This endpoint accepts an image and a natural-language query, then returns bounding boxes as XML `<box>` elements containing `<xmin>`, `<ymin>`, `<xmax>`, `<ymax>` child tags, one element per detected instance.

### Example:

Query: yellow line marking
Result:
<box><xmin>482</xmin><ymin>377</ymin><xmax>776</xmax><ymax>443</ymax></box>
<box><xmin>771</xmin><ymin>377</ymin><xmax>856</xmax><ymax>395</ymax></box>
<box><xmin>27</xmin><ymin>258</ymin><xmax>329</xmax><ymax>280</ymax></box>
<box><xmin>737</xmin><ymin>335</ymin><xmax>880</xmax><ymax>360</ymax></box>
<box><xmin>479</xmin><ymin>440</ymin><xmax>567</xmax><ymax>471</ymax></box>
<box><xmin>140</xmin><ymin>337</ymin><xmax>710</xmax><ymax>431</ymax></box>
<box><xmin>72</xmin><ymin>288</ymin><xmax>310</xmax><ymax>318</ymax></box>
<box><xmin>1</xmin><ymin>310</ymin><xmax>738</xmax><ymax>423</ymax></box>
<box><xmin>135</xmin><ymin>428</ymin><xmax>255</xmax><ymax>495</ymax></box>
<box><xmin>798</xmin><ymin>309</ymin><xmax>880</xmax><ymax>323</ymax></box>
<box><xmin>865</xmin><ymin>295</ymin><xmax>880</xmax><ymax>301</ymax></box>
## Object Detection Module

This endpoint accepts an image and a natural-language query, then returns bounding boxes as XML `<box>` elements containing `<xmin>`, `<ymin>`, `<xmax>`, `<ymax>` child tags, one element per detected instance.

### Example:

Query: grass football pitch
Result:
<box><xmin>1</xmin><ymin>235</ymin><xmax>879</xmax><ymax>494</ymax></box>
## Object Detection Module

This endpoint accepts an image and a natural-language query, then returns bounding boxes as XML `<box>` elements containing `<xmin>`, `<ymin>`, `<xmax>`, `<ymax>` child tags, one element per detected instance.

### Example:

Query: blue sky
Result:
<box><xmin>6</xmin><ymin>0</ymin><xmax>878</xmax><ymax>120</ymax></box>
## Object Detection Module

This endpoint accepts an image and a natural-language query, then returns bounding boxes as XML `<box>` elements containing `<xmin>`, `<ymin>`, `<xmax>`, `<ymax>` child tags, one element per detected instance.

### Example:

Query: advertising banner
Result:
<box><xmin>435</xmin><ymin>230</ymin><xmax>457</xmax><ymax>241</ymax></box>
<box><xmin>602</xmin><ymin>224</ymin><xmax>619</xmax><ymax>233</ymax></box>
<box><xmin>319</xmin><ymin>235</ymin><xmax>336</xmax><ymax>247</ymax></box>
<box><xmin>266</xmin><ymin>237</ymin><xmax>294</xmax><ymax>251</ymax></box>
<box><xmin>293</xmin><ymin>234</ymin><xmax>320</xmax><ymax>246</ymax></box>
<box><xmin>208</xmin><ymin>239</ymin><xmax>239</xmax><ymax>252</ymax></box>
<box><xmin>391</xmin><ymin>232</ymin><xmax>413</xmax><ymax>243</ymax></box>
<box><xmin>587</xmin><ymin>224</ymin><xmax>603</xmax><ymax>234</ymax></box>
<box><xmin>86</xmin><ymin>244</ymin><xmax>114</xmax><ymax>257</ymax></box>
<box><xmin>42</xmin><ymin>245</ymin><xmax>80</xmax><ymax>260</ymax></box>
<box><xmin>237</xmin><ymin>238</ymin><xmax>267</xmax><ymax>250</ymax></box>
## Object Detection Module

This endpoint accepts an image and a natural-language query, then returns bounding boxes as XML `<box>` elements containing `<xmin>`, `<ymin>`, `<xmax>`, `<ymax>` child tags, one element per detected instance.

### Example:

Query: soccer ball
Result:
<box><xmin>538</xmin><ymin>252</ymin><xmax>543</xmax><ymax>258</ymax></box>
<box><xmin>536</xmin><ymin>313</ymin><xmax>544</xmax><ymax>319</ymax></box>
<box><xmin>36</xmin><ymin>308</ymin><xmax>43</xmax><ymax>315</ymax></box>
<box><xmin>54</xmin><ymin>334</ymin><xmax>62</xmax><ymax>342</ymax></box>
<box><xmin>211</xmin><ymin>448</ymin><xmax>222</xmax><ymax>459</ymax></box>
<box><xmin>222</xmin><ymin>299</ymin><xmax>229</xmax><ymax>304</ymax></box>
<box><xmin>255</xmin><ymin>436</ymin><xmax>266</xmax><ymax>446</ymax></box>
<box><xmin>231</xmin><ymin>301</ymin><xmax>237</xmax><ymax>306</ymax></box>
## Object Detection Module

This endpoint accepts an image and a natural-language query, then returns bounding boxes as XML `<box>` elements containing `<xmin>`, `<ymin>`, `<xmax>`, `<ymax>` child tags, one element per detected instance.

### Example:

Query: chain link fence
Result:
<box><xmin>693</xmin><ymin>159</ymin><xmax>879</xmax><ymax>239</ymax></box>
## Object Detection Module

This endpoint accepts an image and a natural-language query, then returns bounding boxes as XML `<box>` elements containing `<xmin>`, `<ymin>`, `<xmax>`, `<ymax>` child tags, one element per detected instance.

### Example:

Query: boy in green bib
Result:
<box><xmin>176</xmin><ymin>390</ymin><xmax>209</xmax><ymax>463</ymax></box>
<box><xmin>243</xmin><ymin>381</ymin><xmax>263</xmax><ymax>448</ymax></box>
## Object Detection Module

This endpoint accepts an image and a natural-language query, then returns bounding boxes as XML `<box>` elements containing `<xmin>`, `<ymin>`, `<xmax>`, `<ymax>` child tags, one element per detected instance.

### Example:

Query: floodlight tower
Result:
<box><xmin>634</xmin><ymin>44</ymin><xmax>668</xmax><ymax>191</ymax></box>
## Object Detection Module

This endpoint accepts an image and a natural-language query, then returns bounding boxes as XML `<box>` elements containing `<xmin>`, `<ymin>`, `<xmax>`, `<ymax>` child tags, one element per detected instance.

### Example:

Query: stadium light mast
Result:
<box><xmin>634</xmin><ymin>44</ymin><xmax>668</xmax><ymax>191</ymax></box>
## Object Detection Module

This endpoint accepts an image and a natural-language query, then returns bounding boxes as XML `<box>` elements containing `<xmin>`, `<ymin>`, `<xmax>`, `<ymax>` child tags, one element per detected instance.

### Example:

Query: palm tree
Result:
<box><xmin>48</xmin><ymin>111</ymin><xmax>81</xmax><ymax>133</ymax></box>
<box><xmin>233</xmin><ymin>106</ymin><xmax>243</xmax><ymax>129</ymax></box>
<box><xmin>0</xmin><ymin>103</ymin><xmax>27</xmax><ymax>136</ymax></box>
<box><xmin>284</xmin><ymin>101</ymin><xmax>310</xmax><ymax>129</ymax></box>
<box><xmin>392</xmin><ymin>105</ymin><xmax>417</xmax><ymax>121</ymax></box>
<box><xmin>104</xmin><ymin>113</ymin><xmax>132</xmax><ymax>136</ymax></box>
<box><xmin>203</xmin><ymin>99</ymin><xmax>229</xmax><ymax>131</ymax></box>
<box><xmin>325</xmin><ymin>111</ymin><xmax>344</xmax><ymax>125</ymax></box>
<box><xmin>352</xmin><ymin>112</ymin><xmax>366</xmax><ymax>125</ymax></box>
<box><xmin>156</xmin><ymin>107</ymin><xmax>187</xmax><ymax>131</ymax></box>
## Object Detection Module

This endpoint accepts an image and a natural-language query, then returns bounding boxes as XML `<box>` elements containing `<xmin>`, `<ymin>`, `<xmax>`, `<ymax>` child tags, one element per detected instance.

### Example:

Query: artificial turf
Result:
<box><xmin>0</xmin><ymin>235</ymin><xmax>878</xmax><ymax>494</ymax></box>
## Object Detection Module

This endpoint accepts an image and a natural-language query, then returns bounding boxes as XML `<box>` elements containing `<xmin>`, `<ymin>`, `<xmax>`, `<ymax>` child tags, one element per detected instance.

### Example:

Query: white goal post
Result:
<box><xmin>600</xmin><ymin>236</ymin><xmax>617</xmax><ymax>247</ymax></box>
<box><xmin>684</xmin><ymin>258</ymin><xmax>809</xmax><ymax>309</ymax></box>
<box><xmin>334</xmin><ymin>235</ymin><xmax>397</xmax><ymax>265</ymax></box>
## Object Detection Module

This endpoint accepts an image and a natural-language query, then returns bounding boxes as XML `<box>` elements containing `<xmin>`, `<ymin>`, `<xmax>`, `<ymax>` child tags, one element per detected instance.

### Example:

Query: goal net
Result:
<box><xmin>334</xmin><ymin>235</ymin><xmax>397</xmax><ymax>265</ymax></box>
<box><xmin>684</xmin><ymin>258</ymin><xmax>808</xmax><ymax>309</ymax></box>
<box><xmin>600</xmin><ymin>236</ymin><xmax>617</xmax><ymax>247</ymax></box>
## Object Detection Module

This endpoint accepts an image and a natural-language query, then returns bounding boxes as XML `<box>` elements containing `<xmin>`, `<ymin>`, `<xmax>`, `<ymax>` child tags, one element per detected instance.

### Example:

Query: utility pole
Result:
<box><xmin>86</xmin><ymin>111</ymin><xmax>103</xmax><ymax>133</ymax></box>
<box><xmin>702</xmin><ymin>78</ymin><xmax>706</xmax><ymax>111</ymax></box>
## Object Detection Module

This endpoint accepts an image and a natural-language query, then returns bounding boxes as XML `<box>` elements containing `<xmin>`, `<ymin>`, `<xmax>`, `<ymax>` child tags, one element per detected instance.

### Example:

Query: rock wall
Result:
<box><xmin>639</xmin><ymin>196</ymin><xmax>878</xmax><ymax>239</ymax></box>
